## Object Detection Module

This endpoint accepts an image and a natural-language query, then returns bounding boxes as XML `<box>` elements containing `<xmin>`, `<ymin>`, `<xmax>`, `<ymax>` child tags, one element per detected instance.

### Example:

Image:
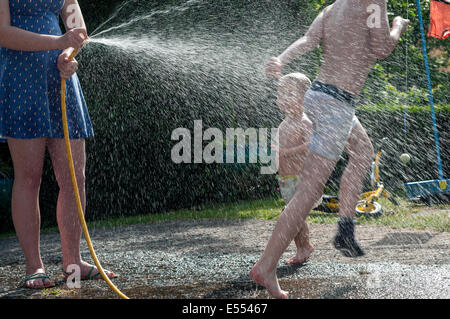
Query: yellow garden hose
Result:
<box><xmin>61</xmin><ymin>49</ymin><xmax>129</xmax><ymax>299</ymax></box>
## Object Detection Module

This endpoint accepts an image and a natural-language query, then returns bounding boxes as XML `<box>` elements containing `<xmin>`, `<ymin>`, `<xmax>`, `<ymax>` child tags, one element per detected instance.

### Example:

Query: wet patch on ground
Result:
<box><xmin>1</xmin><ymin>219</ymin><xmax>449</xmax><ymax>299</ymax></box>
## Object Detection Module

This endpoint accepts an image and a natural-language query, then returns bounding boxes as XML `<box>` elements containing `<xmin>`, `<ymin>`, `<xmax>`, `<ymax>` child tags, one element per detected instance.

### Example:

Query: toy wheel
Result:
<box><xmin>355</xmin><ymin>200</ymin><xmax>382</xmax><ymax>218</ymax></box>
<box><xmin>315</xmin><ymin>195</ymin><xmax>339</xmax><ymax>213</ymax></box>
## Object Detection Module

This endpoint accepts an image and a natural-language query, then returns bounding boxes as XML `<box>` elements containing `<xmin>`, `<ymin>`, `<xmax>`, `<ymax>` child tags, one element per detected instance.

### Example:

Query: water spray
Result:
<box><xmin>60</xmin><ymin>48</ymin><xmax>129</xmax><ymax>300</ymax></box>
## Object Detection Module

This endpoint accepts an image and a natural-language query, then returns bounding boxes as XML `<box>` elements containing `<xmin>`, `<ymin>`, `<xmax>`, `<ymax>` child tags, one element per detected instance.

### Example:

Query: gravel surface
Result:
<box><xmin>0</xmin><ymin>219</ymin><xmax>449</xmax><ymax>299</ymax></box>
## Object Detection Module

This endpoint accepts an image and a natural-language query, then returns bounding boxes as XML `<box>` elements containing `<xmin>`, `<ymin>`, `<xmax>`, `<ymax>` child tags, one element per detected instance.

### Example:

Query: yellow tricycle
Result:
<box><xmin>316</xmin><ymin>148</ymin><xmax>399</xmax><ymax>218</ymax></box>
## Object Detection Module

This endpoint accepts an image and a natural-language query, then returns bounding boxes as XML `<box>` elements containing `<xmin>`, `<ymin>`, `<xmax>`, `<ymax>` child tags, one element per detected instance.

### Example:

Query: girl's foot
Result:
<box><xmin>250</xmin><ymin>262</ymin><xmax>289</xmax><ymax>299</ymax></box>
<box><xmin>285</xmin><ymin>244</ymin><xmax>315</xmax><ymax>265</ymax></box>
<box><xmin>62</xmin><ymin>261</ymin><xmax>117</xmax><ymax>281</ymax></box>
<box><xmin>23</xmin><ymin>268</ymin><xmax>55</xmax><ymax>289</ymax></box>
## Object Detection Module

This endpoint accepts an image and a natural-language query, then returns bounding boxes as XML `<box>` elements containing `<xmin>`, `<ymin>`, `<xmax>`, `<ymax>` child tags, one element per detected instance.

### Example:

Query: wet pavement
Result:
<box><xmin>0</xmin><ymin>219</ymin><xmax>448</xmax><ymax>299</ymax></box>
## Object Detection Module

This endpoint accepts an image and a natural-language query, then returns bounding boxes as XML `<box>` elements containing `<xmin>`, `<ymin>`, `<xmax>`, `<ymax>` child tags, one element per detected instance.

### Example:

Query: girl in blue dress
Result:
<box><xmin>0</xmin><ymin>0</ymin><xmax>116</xmax><ymax>288</ymax></box>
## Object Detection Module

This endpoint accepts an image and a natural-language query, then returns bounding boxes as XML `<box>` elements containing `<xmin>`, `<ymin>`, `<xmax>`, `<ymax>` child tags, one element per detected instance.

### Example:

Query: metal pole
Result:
<box><xmin>415</xmin><ymin>0</ymin><xmax>444</xmax><ymax>180</ymax></box>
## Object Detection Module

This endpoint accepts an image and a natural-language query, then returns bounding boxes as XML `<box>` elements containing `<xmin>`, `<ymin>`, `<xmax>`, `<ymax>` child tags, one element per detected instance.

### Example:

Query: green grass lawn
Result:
<box><xmin>45</xmin><ymin>196</ymin><xmax>450</xmax><ymax>233</ymax></box>
<box><xmin>1</xmin><ymin>196</ymin><xmax>448</xmax><ymax>239</ymax></box>
<box><xmin>93</xmin><ymin>195</ymin><xmax>449</xmax><ymax>232</ymax></box>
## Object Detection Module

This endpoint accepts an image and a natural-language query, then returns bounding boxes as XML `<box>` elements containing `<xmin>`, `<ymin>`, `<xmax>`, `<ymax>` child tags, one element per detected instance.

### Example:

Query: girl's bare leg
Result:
<box><xmin>47</xmin><ymin>138</ymin><xmax>115</xmax><ymax>279</ymax></box>
<box><xmin>7</xmin><ymin>137</ymin><xmax>54</xmax><ymax>288</ymax></box>
<box><xmin>250</xmin><ymin>151</ymin><xmax>337</xmax><ymax>298</ymax></box>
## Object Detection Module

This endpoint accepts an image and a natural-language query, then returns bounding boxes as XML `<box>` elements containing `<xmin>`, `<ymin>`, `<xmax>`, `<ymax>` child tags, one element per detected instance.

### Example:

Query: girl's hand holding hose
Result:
<box><xmin>59</xmin><ymin>27</ymin><xmax>88</xmax><ymax>51</ymax></box>
<box><xmin>57</xmin><ymin>50</ymin><xmax>79</xmax><ymax>79</ymax></box>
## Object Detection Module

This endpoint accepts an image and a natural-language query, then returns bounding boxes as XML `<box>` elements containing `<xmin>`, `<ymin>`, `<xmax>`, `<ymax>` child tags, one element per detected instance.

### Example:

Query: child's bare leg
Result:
<box><xmin>334</xmin><ymin>122</ymin><xmax>373</xmax><ymax>257</ymax></box>
<box><xmin>339</xmin><ymin>122</ymin><xmax>374</xmax><ymax>218</ymax></box>
<box><xmin>285</xmin><ymin>221</ymin><xmax>314</xmax><ymax>265</ymax></box>
<box><xmin>250</xmin><ymin>151</ymin><xmax>336</xmax><ymax>298</ymax></box>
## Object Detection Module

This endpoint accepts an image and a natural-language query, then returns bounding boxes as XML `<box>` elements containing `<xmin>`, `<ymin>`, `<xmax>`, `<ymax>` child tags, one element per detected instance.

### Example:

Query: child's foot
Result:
<box><xmin>334</xmin><ymin>217</ymin><xmax>365</xmax><ymax>257</ymax></box>
<box><xmin>285</xmin><ymin>244</ymin><xmax>314</xmax><ymax>265</ymax></box>
<box><xmin>62</xmin><ymin>261</ymin><xmax>117</xmax><ymax>281</ymax></box>
<box><xmin>333</xmin><ymin>234</ymin><xmax>365</xmax><ymax>257</ymax></box>
<box><xmin>23</xmin><ymin>268</ymin><xmax>55</xmax><ymax>289</ymax></box>
<box><xmin>250</xmin><ymin>262</ymin><xmax>289</xmax><ymax>299</ymax></box>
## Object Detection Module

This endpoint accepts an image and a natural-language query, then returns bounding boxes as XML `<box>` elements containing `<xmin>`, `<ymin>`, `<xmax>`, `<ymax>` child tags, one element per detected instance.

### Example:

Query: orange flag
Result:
<box><xmin>428</xmin><ymin>0</ymin><xmax>450</xmax><ymax>40</ymax></box>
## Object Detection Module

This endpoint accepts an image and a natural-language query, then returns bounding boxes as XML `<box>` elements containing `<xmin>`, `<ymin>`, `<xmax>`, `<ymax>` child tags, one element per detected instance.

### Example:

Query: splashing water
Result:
<box><xmin>90</xmin><ymin>0</ymin><xmax>208</xmax><ymax>39</ymax></box>
<box><xmin>80</xmin><ymin>0</ymin><xmax>321</xmax><ymax>131</ymax></box>
<box><xmin>75</xmin><ymin>0</ymin><xmax>448</xmax><ymax>210</ymax></box>
<box><xmin>86</xmin><ymin>0</ymin><xmax>312</xmax><ymax>79</ymax></box>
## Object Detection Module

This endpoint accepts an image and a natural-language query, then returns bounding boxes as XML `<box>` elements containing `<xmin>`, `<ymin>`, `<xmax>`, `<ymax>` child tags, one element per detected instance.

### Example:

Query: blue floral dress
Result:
<box><xmin>0</xmin><ymin>0</ymin><xmax>94</xmax><ymax>139</ymax></box>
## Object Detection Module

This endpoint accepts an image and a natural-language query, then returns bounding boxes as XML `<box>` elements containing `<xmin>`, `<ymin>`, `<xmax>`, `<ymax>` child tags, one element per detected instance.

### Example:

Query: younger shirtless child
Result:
<box><xmin>275</xmin><ymin>73</ymin><xmax>317</xmax><ymax>265</ymax></box>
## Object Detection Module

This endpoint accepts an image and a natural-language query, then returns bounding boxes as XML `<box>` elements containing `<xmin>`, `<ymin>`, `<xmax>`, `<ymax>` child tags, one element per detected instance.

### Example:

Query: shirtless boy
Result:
<box><xmin>251</xmin><ymin>0</ymin><xmax>409</xmax><ymax>298</ymax></box>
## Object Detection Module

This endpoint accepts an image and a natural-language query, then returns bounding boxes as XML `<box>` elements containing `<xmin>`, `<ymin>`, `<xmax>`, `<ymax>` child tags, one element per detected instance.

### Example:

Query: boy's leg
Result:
<box><xmin>250</xmin><ymin>151</ymin><xmax>337</xmax><ymax>298</ymax></box>
<box><xmin>334</xmin><ymin>120</ymin><xmax>373</xmax><ymax>257</ymax></box>
<box><xmin>286</xmin><ymin>176</ymin><xmax>314</xmax><ymax>265</ymax></box>
<box><xmin>278</xmin><ymin>176</ymin><xmax>315</xmax><ymax>264</ymax></box>
<box><xmin>339</xmin><ymin>120</ymin><xmax>373</xmax><ymax>218</ymax></box>
<box><xmin>285</xmin><ymin>220</ymin><xmax>314</xmax><ymax>265</ymax></box>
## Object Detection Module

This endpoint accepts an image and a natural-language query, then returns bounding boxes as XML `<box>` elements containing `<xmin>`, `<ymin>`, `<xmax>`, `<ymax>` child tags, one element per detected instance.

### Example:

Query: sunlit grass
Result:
<box><xmin>308</xmin><ymin>197</ymin><xmax>449</xmax><ymax>232</ymax></box>
<box><xmin>88</xmin><ymin>197</ymin><xmax>285</xmax><ymax>228</ymax></box>
<box><xmin>72</xmin><ymin>196</ymin><xmax>450</xmax><ymax>233</ymax></box>
<box><xmin>1</xmin><ymin>196</ymin><xmax>448</xmax><ymax>239</ymax></box>
<box><xmin>357</xmin><ymin>197</ymin><xmax>450</xmax><ymax>232</ymax></box>
<box><xmin>359</xmin><ymin>103</ymin><xmax>450</xmax><ymax>113</ymax></box>
<box><xmin>40</xmin><ymin>288</ymin><xmax>79</xmax><ymax>298</ymax></box>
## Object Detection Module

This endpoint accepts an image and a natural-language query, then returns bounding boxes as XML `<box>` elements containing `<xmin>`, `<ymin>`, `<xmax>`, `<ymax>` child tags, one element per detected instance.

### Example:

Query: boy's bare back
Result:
<box><xmin>273</xmin><ymin>0</ymin><xmax>410</xmax><ymax>96</ymax></box>
<box><xmin>317</xmin><ymin>0</ymin><xmax>378</xmax><ymax>95</ymax></box>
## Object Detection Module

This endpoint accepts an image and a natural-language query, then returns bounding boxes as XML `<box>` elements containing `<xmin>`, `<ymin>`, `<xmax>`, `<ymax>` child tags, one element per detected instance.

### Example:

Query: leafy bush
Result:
<box><xmin>328</xmin><ymin>106</ymin><xmax>450</xmax><ymax>195</ymax></box>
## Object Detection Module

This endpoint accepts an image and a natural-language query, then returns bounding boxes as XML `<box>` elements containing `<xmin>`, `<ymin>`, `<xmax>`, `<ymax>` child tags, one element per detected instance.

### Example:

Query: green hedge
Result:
<box><xmin>329</xmin><ymin>107</ymin><xmax>450</xmax><ymax>195</ymax></box>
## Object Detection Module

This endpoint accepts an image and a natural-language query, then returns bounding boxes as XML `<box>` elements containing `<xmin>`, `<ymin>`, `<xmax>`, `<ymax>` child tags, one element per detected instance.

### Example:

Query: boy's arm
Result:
<box><xmin>278</xmin><ymin>121</ymin><xmax>312</xmax><ymax>157</ymax></box>
<box><xmin>277</xmin><ymin>10</ymin><xmax>324</xmax><ymax>67</ymax></box>
<box><xmin>367</xmin><ymin>0</ymin><xmax>409</xmax><ymax>60</ymax></box>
